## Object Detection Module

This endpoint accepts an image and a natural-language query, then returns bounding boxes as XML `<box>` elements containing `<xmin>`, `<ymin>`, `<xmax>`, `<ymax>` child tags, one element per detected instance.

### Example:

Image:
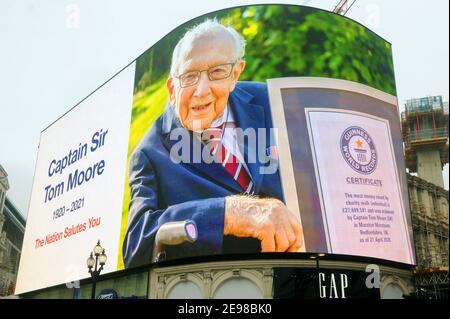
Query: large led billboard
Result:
<box><xmin>16</xmin><ymin>4</ymin><xmax>414</xmax><ymax>295</ymax></box>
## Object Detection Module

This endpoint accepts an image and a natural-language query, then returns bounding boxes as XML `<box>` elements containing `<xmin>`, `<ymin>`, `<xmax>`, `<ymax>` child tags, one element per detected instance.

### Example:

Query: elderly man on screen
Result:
<box><xmin>123</xmin><ymin>19</ymin><xmax>303</xmax><ymax>268</ymax></box>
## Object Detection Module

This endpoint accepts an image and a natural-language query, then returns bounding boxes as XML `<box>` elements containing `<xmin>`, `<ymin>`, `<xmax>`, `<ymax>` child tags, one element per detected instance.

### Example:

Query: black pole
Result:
<box><xmin>91</xmin><ymin>252</ymin><xmax>99</xmax><ymax>299</ymax></box>
<box><xmin>91</xmin><ymin>277</ymin><xmax>97</xmax><ymax>300</ymax></box>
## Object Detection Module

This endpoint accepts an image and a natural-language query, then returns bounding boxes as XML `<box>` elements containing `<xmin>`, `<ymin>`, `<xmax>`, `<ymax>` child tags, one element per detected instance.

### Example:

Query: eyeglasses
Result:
<box><xmin>175</xmin><ymin>62</ymin><xmax>236</xmax><ymax>88</ymax></box>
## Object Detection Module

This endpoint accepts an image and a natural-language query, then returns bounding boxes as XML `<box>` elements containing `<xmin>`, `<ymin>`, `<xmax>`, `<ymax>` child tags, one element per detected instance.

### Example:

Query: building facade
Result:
<box><xmin>401</xmin><ymin>96</ymin><xmax>449</xmax><ymax>299</ymax></box>
<box><xmin>408</xmin><ymin>173</ymin><xmax>449</xmax><ymax>299</ymax></box>
<box><xmin>0</xmin><ymin>165</ymin><xmax>26</xmax><ymax>297</ymax></box>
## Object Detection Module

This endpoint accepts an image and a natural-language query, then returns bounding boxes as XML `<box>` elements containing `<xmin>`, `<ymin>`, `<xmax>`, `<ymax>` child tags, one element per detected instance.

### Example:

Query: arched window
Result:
<box><xmin>382</xmin><ymin>283</ymin><xmax>405</xmax><ymax>299</ymax></box>
<box><xmin>167</xmin><ymin>281</ymin><xmax>202</xmax><ymax>299</ymax></box>
<box><xmin>213</xmin><ymin>278</ymin><xmax>263</xmax><ymax>299</ymax></box>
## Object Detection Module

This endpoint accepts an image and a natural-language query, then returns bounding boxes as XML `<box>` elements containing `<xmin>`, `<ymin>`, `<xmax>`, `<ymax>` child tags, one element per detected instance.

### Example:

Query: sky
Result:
<box><xmin>0</xmin><ymin>0</ymin><xmax>448</xmax><ymax>218</ymax></box>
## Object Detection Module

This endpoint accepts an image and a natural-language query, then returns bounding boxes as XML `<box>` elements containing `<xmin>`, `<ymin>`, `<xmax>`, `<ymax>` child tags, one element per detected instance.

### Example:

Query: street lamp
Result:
<box><xmin>87</xmin><ymin>240</ymin><xmax>107</xmax><ymax>299</ymax></box>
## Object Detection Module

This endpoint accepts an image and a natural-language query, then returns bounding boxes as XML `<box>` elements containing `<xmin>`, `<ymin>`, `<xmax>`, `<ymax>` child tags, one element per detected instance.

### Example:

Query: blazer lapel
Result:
<box><xmin>229</xmin><ymin>86</ymin><xmax>266</xmax><ymax>194</ymax></box>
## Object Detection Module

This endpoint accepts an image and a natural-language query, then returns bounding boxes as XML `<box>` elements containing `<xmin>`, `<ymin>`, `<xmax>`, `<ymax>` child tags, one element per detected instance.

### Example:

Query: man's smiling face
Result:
<box><xmin>166</xmin><ymin>32</ymin><xmax>245</xmax><ymax>131</ymax></box>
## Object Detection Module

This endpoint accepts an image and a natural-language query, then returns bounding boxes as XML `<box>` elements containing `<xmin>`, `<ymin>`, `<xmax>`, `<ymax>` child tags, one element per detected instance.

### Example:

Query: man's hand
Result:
<box><xmin>224</xmin><ymin>195</ymin><xmax>303</xmax><ymax>252</ymax></box>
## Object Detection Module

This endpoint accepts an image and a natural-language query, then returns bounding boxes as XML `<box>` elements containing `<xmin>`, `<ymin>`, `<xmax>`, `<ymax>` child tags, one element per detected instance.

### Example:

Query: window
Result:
<box><xmin>213</xmin><ymin>278</ymin><xmax>263</xmax><ymax>299</ymax></box>
<box><xmin>167</xmin><ymin>281</ymin><xmax>202</xmax><ymax>299</ymax></box>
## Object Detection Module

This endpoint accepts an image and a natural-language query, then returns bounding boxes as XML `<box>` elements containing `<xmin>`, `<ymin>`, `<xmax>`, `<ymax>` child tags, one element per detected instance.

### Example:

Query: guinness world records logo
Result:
<box><xmin>340</xmin><ymin>126</ymin><xmax>377</xmax><ymax>175</ymax></box>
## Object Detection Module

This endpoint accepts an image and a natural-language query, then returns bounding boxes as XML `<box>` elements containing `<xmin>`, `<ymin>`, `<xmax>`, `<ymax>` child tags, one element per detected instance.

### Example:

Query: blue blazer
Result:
<box><xmin>122</xmin><ymin>81</ymin><xmax>284</xmax><ymax>268</ymax></box>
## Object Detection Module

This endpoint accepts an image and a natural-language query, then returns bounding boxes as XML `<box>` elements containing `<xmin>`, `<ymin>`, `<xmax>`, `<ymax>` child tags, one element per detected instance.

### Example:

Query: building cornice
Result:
<box><xmin>0</xmin><ymin>165</ymin><xmax>9</xmax><ymax>191</ymax></box>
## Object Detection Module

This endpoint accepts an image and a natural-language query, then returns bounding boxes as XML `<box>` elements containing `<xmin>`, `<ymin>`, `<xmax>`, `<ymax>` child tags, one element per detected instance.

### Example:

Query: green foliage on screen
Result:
<box><xmin>228</xmin><ymin>6</ymin><xmax>395</xmax><ymax>94</ymax></box>
<box><xmin>117</xmin><ymin>4</ymin><xmax>396</xmax><ymax>269</ymax></box>
<box><xmin>134</xmin><ymin>5</ymin><xmax>395</xmax><ymax>96</ymax></box>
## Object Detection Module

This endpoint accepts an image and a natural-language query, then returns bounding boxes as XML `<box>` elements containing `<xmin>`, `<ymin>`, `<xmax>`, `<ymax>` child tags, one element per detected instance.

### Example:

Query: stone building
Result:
<box><xmin>407</xmin><ymin>173</ymin><xmax>449</xmax><ymax>299</ymax></box>
<box><xmin>0</xmin><ymin>165</ymin><xmax>26</xmax><ymax>297</ymax></box>
<box><xmin>400</xmin><ymin>95</ymin><xmax>449</xmax><ymax>299</ymax></box>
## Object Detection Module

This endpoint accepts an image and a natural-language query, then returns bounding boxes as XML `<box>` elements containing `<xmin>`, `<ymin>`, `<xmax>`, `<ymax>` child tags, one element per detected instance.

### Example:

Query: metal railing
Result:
<box><xmin>405</xmin><ymin>96</ymin><xmax>443</xmax><ymax>113</ymax></box>
<box><xmin>407</xmin><ymin>128</ymin><xmax>448</xmax><ymax>145</ymax></box>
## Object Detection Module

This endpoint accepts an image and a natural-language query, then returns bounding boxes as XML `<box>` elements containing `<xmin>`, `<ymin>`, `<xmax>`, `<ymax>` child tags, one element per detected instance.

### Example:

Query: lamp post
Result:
<box><xmin>86</xmin><ymin>240</ymin><xmax>107</xmax><ymax>299</ymax></box>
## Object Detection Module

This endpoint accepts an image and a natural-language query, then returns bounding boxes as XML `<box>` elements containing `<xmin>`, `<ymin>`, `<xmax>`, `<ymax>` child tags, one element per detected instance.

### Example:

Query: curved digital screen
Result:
<box><xmin>16</xmin><ymin>4</ymin><xmax>414</xmax><ymax>295</ymax></box>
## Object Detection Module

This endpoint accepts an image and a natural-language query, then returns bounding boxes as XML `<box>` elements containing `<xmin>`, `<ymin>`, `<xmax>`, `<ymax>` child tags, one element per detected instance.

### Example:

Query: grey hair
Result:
<box><xmin>169</xmin><ymin>18</ymin><xmax>246</xmax><ymax>76</ymax></box>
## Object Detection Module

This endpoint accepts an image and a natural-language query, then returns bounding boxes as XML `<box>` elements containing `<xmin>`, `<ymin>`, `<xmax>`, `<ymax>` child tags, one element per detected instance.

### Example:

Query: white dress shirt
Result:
<box><xmin>209</xmin><ymin>104</ymin><xmax>251</xmax><ymax>176</ymax></box>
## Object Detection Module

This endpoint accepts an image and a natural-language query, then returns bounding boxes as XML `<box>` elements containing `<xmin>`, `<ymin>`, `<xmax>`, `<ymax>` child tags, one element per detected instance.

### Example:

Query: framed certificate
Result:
<box><xmin>268</xmin><ymin>77</ymin><xmax>415</xmax><ymax>265</ymax></box>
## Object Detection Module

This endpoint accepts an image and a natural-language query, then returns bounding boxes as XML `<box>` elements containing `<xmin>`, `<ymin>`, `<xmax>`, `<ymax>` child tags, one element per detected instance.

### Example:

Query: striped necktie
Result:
<box><xmin>202</xmin><ymin>126</ymin><xmax>254</xmax><ymax>195</ymax></box>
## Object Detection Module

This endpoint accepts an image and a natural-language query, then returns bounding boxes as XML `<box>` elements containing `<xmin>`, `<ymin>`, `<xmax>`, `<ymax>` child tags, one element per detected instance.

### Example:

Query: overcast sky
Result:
<box><xmin>0</xmin><ymin>0</ymin><xmax>448</xmax><ymax>217</ymax></box>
